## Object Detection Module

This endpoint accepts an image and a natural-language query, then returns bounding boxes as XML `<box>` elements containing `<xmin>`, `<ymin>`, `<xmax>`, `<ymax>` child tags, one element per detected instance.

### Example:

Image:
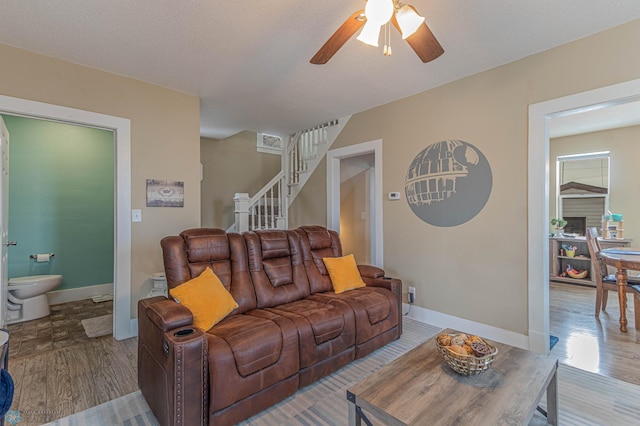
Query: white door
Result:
<box><xmin>0</xmin><ymin>117</ymin><xmax>9</xmax><ymax>326</ymax></box>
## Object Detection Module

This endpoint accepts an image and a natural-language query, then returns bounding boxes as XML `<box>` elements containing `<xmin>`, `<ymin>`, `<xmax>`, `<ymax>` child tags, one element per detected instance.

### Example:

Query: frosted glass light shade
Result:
<box><xmin>356</xmin><ymin>20</ymin><xmax>381</xmax><ymax>47</ymax></box>
<box><xmin>364</xmin><ymin>0</ymin><xmax>394</xmax><ymax>26</ymax></box>
<box><xmin>396</xmin><ymin>4</ymin><xmax>425</xmax><ymax>39</ymax></box>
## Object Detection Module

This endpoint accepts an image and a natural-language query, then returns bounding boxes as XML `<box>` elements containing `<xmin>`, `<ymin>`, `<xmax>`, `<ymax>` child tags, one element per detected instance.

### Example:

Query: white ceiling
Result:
<box><xmin>1</xmin><ymin>1</ymin><xmax>640</xmax><ymax>140</ymax></box>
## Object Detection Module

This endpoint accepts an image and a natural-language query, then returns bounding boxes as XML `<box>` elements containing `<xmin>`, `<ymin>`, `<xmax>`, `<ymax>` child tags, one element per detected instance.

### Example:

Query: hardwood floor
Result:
<box><xmin>4</xmin><ymin>285</ymin><xmax>640</xmax><ymax>425</ymax></box>
<box><xmin>8</xmin><ymin>335</ymin><xmax>138</xmax><ymax>425</ymax></box>
<box><xmin>549</xmin><ymin>282</ymin><xmax>640</xmax><ymax>386</ymax></box>
<box><xmin>5</xmin><ymin>300</ymin><xmax>138</xmax><ymax>425</ymax></box>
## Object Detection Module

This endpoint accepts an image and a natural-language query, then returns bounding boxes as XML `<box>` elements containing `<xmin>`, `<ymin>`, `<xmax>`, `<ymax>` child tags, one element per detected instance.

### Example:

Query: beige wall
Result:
<box><xmin>340</xmin><ymin>170</ymin><xmax>370</xmax><ymax>264</ymax></box>
<box><xmin>288</xmin><ymin>156</ymin><xmax>328</xmax><ymax>229</ymax></box>
<box><xmin>550</xmin><ymin>125</ymin><xmax>640</xmax><ymax>243</ymax></box>
<box><xmin>0</xmin><ymin>43</ymin><xmax>201</xmax><ymax>319</ymax></box>
<box><xmin>200</xmin><ymin>131</ymin><xmax>281</xmax><ymax>229</ymax></box>
<box><xmin>291</xmin><ymin>19</ymin><xmax>640</xmax><ymax>335</ymax></box>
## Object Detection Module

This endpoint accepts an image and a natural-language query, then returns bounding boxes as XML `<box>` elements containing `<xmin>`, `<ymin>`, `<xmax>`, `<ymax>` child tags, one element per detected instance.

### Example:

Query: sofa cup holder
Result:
<box><xmin>174</xmin><ymin>328</ymin><xmax>195</xmax><ymax>337</ymax></box>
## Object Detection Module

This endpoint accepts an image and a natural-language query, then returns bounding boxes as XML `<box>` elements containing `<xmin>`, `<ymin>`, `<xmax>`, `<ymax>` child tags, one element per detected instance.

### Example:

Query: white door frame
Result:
<box><xmin>0</xmin><ymin>118</ymin><xmax>9</xmax><ymax>326</ymax></box>
<box><xmin>0</xmin><ymin>95</ymin><xmax>133</xmax><ymax>340</ymax></box>
<box><xmin>527</xmin><ymin>79</ymin><xmax>640</xmax><ymax>353</ymax></box>
<box><xmin>327</xmin><ymin>139</ymin><xmax>383</xmax><ymax>267</ymax></box>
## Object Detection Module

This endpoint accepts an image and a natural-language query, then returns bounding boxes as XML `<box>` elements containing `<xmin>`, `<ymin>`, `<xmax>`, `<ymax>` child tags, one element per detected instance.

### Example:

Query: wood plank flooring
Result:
<box><xmin>7</xmin><ymin>329</ymin><xmax>137</xmax><ymax>425</ymax></box>
<box><xmin>4</xmin><ymin>285</ymin><xmax>640</xmax><ymax>425</ymax></box>
<box><xmin>549</xmin><ymin>282</ymin><xmax>640</xmax><ymax>386</ymax></box>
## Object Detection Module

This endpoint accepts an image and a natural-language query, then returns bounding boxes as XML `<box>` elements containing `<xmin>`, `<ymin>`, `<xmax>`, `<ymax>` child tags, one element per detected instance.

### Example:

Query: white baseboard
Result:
<box><xmin>404</xmin><ymin>303</ymin><xmax>530</xmax><ymax>350</ymax></box>
<box><xmin>47</xmin><ymin>283</ymin><xmax>114</xmax><ymax>305</ymax></box>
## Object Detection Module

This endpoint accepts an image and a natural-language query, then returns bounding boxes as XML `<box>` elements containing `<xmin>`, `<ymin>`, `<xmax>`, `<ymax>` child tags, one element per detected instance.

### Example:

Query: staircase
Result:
<box><xmin>230</xmin><ymin>116</ymin><xmax>351</xmax><ymax>232</ymax></box>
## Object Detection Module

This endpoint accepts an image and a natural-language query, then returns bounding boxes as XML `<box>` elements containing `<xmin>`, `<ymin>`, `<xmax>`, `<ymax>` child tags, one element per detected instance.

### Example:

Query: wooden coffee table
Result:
<box><xmin>347</xmin><ymin>329</ymin><xmax>558</xmax><ymax>425</ymax></box>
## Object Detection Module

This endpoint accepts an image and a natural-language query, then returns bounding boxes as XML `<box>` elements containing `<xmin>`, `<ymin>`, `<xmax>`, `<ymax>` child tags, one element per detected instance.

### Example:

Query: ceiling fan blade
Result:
<box><xmin>310</xmin><ymin>10</ymin><xmax>365</xmax><ymax>65</ymax></box>
<box><xmin>392</xmin><ymin>5</ymin><xmax>444</xmax><ymax>63</ymax></box>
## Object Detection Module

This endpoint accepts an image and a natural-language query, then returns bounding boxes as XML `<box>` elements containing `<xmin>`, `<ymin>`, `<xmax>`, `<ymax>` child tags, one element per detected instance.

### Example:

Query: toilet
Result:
<box><xmin>6</xmin><ymin>274</ymin><xmax>62</xmax><ymax>323</ymax></box>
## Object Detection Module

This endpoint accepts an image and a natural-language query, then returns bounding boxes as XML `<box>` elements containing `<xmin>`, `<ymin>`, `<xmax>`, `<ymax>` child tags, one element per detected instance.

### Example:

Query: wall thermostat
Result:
<box><xmin>388</xmin><ymin>192</ymin><xmax>401</xmax><ymax>200</ymax></box>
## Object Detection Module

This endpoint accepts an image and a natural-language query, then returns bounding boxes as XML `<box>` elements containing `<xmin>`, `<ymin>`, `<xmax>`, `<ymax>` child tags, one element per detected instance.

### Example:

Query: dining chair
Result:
<box><xmin>586</xmin><ymin>227</ymin><xmax>620</xmax><ymax>316</ymax></box>
<box><xmin>629</xmin><ymin>285</ymin><xmax>640</xmax><ymax>332</ymax></box>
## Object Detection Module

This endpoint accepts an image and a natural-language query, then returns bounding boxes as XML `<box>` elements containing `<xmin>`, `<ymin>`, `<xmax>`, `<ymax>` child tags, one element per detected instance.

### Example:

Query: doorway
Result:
<box><xmin>0</xmin><ymin>95</ymin><xmax>132</xmax><ymax>340</ymax></box>
<box><xmin>527</xmin><ymin>79</ymin><xmax>640</xmax><ymax>354</ymax></box>
<box><xmin>339</xmin><ymin>153</ymin><xmax>374</xmax><ymax>264</ymax></box>
<box><xmin>327</xmin><ymin>139</ymin><xmax>383</xmax><ymax>267</ymax></box>
<box><xmin>1</xmin><ymin>114</ymin><xmax>115</xmax><ymax>315</ymax></box>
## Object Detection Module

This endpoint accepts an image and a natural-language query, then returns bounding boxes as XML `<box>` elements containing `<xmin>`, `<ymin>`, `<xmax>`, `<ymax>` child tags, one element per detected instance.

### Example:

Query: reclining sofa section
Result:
<box><xmin>138</xmin><ymin>226</ymin><xmax>402</xmax><ymax>426</ymax></box>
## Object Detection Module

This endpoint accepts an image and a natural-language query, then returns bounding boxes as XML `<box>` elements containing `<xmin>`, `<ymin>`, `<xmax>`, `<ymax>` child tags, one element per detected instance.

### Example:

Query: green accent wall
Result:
<box><xmin>3</xmin><ymin>115</ymin><xmax>114</xmax><ymax>291</ymax></box>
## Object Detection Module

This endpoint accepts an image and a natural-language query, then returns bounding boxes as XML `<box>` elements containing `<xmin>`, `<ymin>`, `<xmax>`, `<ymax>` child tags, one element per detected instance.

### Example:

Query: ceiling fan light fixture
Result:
<box><xmin>363</xmin><ymin>0</ymin><xmax>394</xmax><ymax>26</ymax></box>
<box><xmin>356</xmin><ymin>20</ymin><xmax>381</xmax><ymax>47</ymax></box>
<box><xmin>310</xmin><ymin>0</ymin><xmax>443</xmax><ymax>65</ymax></box>
<box><xmin>396</xmin><ymin>4</ymin><xmax>425</xmax><ymax>39</ymax></box>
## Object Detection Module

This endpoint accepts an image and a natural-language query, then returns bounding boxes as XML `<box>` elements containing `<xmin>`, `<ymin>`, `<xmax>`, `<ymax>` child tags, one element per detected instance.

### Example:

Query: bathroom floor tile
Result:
<box><xmin>35</xmin><ymin>339</ymin><xmax>53</xmax><ymax>352</ymax></box>
<box><xmin>5</xmin><ymin>298</ymin><xmax>114</xmax><ymax>359</ymax></box>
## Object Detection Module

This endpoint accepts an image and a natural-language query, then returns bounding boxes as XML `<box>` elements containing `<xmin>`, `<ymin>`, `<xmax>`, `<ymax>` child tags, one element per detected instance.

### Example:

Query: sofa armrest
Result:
<box><xmin>363</xmin><ymin>276</ymin><xmax>401</xmax><ymax>297</ymax></box>
<box><xmin>358</xmin><ymin>264</ymin><xmax>385</xmax><ymax>279</ymax></box>
<box><xmin>138</xmin><ymin>298</ymin><xmax>207</xmax><ymax>426</ymax></box>
<box><xmin>362</xmin><ymin>276</ymin><xmax>403</xmax><ymax>338</ymax></box>
<box><xmin>146</xmin><ymin>298</ymin><xmax>194</xmax><ymax>332</ymax></box>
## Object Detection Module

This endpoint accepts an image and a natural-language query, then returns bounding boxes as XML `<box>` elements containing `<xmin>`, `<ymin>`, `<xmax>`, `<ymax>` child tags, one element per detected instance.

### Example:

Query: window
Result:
<box><xmin>556</xmin><ymin>151</ymin><xmax>609</xmax><ymax>235</ymax></box>
<box><xmin>257</xmin><ymin>133</ymin><xmax>283</xmax><ymax>155</ymax></box>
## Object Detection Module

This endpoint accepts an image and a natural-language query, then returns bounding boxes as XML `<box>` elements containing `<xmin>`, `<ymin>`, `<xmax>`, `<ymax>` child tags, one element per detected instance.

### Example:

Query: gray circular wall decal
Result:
<box><xmin>404</xmin><ymin>140</ymin><xmax>492</xmax><ymax>227</ymax></box>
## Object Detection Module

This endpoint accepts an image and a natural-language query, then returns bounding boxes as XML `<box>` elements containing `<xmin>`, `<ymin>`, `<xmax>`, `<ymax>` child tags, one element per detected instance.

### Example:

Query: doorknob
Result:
<box><xmin>5</xmin><ymin>241</ymin><xmax>16</xmax><ymax>246</ymax></box>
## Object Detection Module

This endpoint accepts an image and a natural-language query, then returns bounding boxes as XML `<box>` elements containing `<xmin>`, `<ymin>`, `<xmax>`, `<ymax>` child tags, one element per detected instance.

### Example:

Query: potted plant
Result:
<box><xmin>551</xmin><ymin>218</ymin><xmax>567</xmax><ymax>237</ymax></box>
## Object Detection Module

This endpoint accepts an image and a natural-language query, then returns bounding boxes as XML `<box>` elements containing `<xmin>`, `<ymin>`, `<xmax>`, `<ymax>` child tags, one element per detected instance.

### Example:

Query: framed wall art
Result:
<box><xmin>146</xmin><ymin>179</ymin><xmax>184</xmax><ymax>207</ymax></box>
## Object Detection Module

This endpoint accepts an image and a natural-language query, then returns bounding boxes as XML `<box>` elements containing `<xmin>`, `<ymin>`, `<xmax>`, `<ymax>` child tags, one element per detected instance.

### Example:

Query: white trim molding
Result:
<box><xmin>404</xmin><ymin>304</ymin><xmax>529</xmax><ymax>350</ymax></box>
<box><xmin>527</xmin><ymin>78</ymin><xmax>640</xmax><ymax>354</ymax></box>
<box><xmin>0</xmin><ymin>95</ymin><xmax>133</xmax><ymax>340</ymax></box>
<box><xmin>47</xmin><ymin>283</ymin><xmax>114</xmax><ymax>305</ymax></box>
<box><xmin>327</xmin><ymin>139</ymin><xmax>384</xmax><ymax>267</ymax></box>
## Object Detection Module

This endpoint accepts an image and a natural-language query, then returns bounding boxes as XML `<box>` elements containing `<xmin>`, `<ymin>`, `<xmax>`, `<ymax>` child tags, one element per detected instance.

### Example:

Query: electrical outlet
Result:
<box><xmin>408</xmin><ymin>287</ymin><xmax>416</xmax><ymax>304</ymax></box>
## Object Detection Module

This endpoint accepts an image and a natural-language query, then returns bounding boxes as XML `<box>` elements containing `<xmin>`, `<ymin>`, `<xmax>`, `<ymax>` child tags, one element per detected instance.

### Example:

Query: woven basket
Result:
<box><xmin>436</xmin><ymin>334</ymin><xmax>498</xmax><ymax>376</ymax></box>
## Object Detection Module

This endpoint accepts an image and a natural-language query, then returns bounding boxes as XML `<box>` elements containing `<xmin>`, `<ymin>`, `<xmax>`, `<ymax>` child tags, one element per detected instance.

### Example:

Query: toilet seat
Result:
<box><xmin>8</xmin><ymin>274</ymin><xmax>62</xmax><ymax>286</ymax></box>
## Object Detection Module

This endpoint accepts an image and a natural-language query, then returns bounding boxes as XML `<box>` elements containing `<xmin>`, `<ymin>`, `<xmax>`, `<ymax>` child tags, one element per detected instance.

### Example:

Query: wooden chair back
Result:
<box><xmin>586</xmin><ymin>226</ymin><xmax>614</xmax><ymax>316</ymax></box>
<box><xmin>586</xmin><ymin>227</ymin><xmax>606</xmax><ymax>279</ymax></box>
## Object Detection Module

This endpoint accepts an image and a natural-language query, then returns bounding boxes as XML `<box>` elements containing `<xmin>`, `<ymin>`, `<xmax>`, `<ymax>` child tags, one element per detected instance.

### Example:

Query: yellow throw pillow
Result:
<box><xmin>169</xmin><ymin>267</ymin><xmax>238</xmax><ymax>331</ymax></box>
<box><xmin>323</xmin><ymin>254</ymin><xmax>366</xmax><ymax>294</ymax></box>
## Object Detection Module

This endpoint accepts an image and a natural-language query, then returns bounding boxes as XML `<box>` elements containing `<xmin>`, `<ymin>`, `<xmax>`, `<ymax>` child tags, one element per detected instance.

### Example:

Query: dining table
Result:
<box><xmin>599</xmin><ymin>247</ymin><xmax>640</xmax><ymax>332</ymax></box>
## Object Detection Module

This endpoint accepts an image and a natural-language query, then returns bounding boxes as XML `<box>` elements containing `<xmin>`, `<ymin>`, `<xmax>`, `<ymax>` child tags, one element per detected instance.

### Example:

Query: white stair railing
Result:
<box><xmin>287</xmin><ymin>120</ymin><xmax>335</xmax><ymax>186</ymax></box>
<box><xmin>285</xmin><ymin>119</ymin><xmax>345</xmax><ymax>206</ymax></box>
<box><xmin>233</xmin><ymin>171</ymin><xmax>286</xmax><ymax>232</ymax></box>
<box><xmin>232</xmin><ymin>117</ymin><xmax>350</xmax><ymax>232</ymax></box>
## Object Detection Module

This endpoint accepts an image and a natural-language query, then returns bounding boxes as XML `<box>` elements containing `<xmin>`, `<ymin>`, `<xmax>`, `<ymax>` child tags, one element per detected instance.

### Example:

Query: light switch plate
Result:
<box><xmin>388</xmin><ymin>192</ymin><xmax>401</xmax><ymax>200</ymax></box>
<box><xmin>132</xmin><ymin>209</ymin><xmax>142</xmax><ymax>222</ymax></box>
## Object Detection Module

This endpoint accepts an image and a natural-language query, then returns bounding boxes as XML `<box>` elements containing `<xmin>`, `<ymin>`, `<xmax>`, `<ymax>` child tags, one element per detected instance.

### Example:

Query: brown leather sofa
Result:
<box><xmin>138</xmin><ymin>226</ymin><xmax>401</xmax><ymax>426</ymax></box>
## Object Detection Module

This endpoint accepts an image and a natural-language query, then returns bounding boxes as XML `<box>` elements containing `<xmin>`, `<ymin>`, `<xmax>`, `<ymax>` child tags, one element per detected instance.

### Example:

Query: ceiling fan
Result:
<box><xmin>310</xmin><ymin>0</ymin><xmax>444</xmax><ymax>65</ymax></box>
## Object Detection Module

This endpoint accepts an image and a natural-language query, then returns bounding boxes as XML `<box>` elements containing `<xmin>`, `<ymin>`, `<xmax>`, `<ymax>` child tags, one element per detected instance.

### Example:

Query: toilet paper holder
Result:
<box><xmin>29</xmin><ymin>253</ymin><xmax>55</xmax><ymax>260</ymax></box>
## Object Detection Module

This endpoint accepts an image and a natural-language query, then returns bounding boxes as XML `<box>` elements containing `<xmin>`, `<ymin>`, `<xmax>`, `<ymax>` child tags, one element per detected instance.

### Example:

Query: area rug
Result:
<box><xmin>46</xmin><ymin>318</ymin><xmax>640</xmax><ymax>425</ymax></box>
<box><xmin>80</xmin><ymin>314</ymin><xmax>112</xmax><ymax>338</ymax></box>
